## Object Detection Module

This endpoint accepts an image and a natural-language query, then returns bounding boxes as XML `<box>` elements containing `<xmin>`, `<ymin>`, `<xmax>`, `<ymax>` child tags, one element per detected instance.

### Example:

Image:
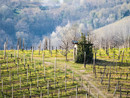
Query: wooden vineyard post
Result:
<box><xmin>22</xmin><ymin>38</ymin><xmax>24</xmax><ymax>50</ymax></box>
<box><xmin>47</xmin><ymin>80</ymin><xmax>49</xmax><ymax>96</ymax></box>
<box><xmin>34</xmin><ymin>60</ymin><xmax>36</xmax><ymax>72</ymax></box>
<box><xmin>51</xmin><ymin>50</ymin><xmax>52</xmax><ymax>57</ymax></box>
<box><xmin>7</xmin><ymin>56</ymin><xmax>8</xmax><ymax>71</ymax></box>
<box><xmin>12</xmin><ymin>86</ymin><xmax>13</xmax><ymax>98</ymax></box>
<box><xmin>76</xmin><ymin>85</ymin><xmax>77</xmax><ymax>98</ymax></box>
<box><xmin>126</xmin><ymin>73</ymin><xmax>128</xmax><ymax>80</ymax></box>
<box><xmin>118</xmin><ymin>49</ymin><xmax>121</xmax><ymax>60</ymax></box>
<box><xmin>24</xmin><ymin>54</ymin><xmax>25</xmax><ymax>69</ymax></box>
<box><xmin>97</xmin><ymin>93</ymin><xmax>99</xmax><ymax>98</ymax></box>
<box><xmin>65</xmin><ymin>64</ymin><xmax>67</xmax><ymax>92</ymax></box>
<box><xmin>43</xmin><ymin>54</ymin><xmax>44</xmax><ymax>66</ymax></box>
<box><xmin>58</xmin><ymin>89</ymin><xmax>60</xmax><ymax>98</ymax></box>
<box><xmin>23</xmin><ymin>94</ymin><xmax>25</xmax><ymax>98</ymax></box>
<box><xmin>113</xmin><ymin>51</ymin><xmax>115</xmax><ymax>60</ymax></box>
<box><xmin>30</xmin><ymin>83</ymin><xmax>31</xmax><ymax>98</ymax></box>
<box><xmin>73</xmin><ymin>47</ymin><xmax>76</xmax><ymax>61</ymax></box>
<box><xmin>17</xmin><ymin>61</ymin><xmax>19</xmax><ymax>76</ymax></box>
<box><xmin>107</xmin><ymin>66</ymin><xmax>111</xmax><ymax>91</ymax></box>
<box><xmin>31</xmin><ymin>47</ymin><xmax>33</xmax><ymax>62</ymax></box>
<box><xmin>4</xmin><ymin>42</ymin><xmax>7</xmax><ymax>59</ymax></box>
<box><xmin>113</xmin><ymin>81</ymin><xmax>119</xmax><ymax>96</ymax></box>
<box><xmin>30</xmin><ymin>71</ymin><xmax>31</xmax><ymax>81</ymax></box>
<box><xmin>106</xmin><ymin>48</ymin><xmax>109</xmax><ymax>56</ymax></box>
<box><xmin>54</xmin><ymin>61</ymin><xmax>56</xmax><ymax>88</ymax></box>
<box><xmin>100</xmin><ymin>68</ymin><xmax>102</xmax><ymax>77</ymax></box>
<box><xmin>72</xmin><ymin>71</ymin><xmax>74</xmax><ymax>84</ymax></box>
<box><xmin>120</xmin><ymin>85</ymin><xmax>122</xmax><ymax>98</ymax></box>
<box><xmin>20</xmin><ymin>77</ymin><xmax>21</xmax><ymax>88</ymax></box>
<box><xmin>44</xmin><ymin>63</ymin><xmax>46</xmax><ymax>78</ymax></box>
<box><xmin>43</xmin><ymin>54</ymin><xmax>46</xmax><ymax>78</ymax></box>
<box><xmin>88</xmin><ymin>85</ymin><xmax>90</xmax><ymax>98</ymax></box>
<box><xmin>40</xmin><ymin>91</ymin><xmax>42</xmax><ymax>98</ymax></box>
<box><xmin>94</xmin><ymin>67</ymin><xmax>97</xmax><ymax>78</ymax></box>
<box><xmin>128</xmin><ymin>37</ymin><xmax>130</xmax><ymax>51</ymax></box>
<box><xmin>39</xmin><ymin>41</ymin><xmax>41</xmax><ymax>55</ymax></box>
<box><xmin>86</xmin><ymin>93</ymin><xmax>88</xmax><ymax>98</ymax></box>
<box><xmin>14</xmin><ymin>50</ymin><xmax>16</xmax><ymax>59</ymax></box>
<box><xmin>29</xmin><ymin>58</ymin><xmax>31</xmax><ymax>62</ymax></box>
<box><xmin>93</xmin><ymin>53</ymin><xmax>95</xmax><ymax>73</ymax></box>
<box><xmin>55</xmin><ymin>57</ymin><xmax>57</xmax><ymax>71</ymax></box>
<box><xmin>121</xmin><ymin>50</ymin><xmax>124</xmax><ymax>66</ymax></box>
<box><xmin>37</xmin><ymin>74</ymin><xmax>39</xmax><ymax>88</ymax></box>
<box><xmin>17</xmin><ymin>45</ymin><xmax>19</xmax><ymax>58</ymax></box>
<box><xmin>101</xmin><ymin>65</ymin><xmax>106</xmax><ymax>84</ymax></box>
<box><xmin>120</xmin><ymin>73</ymin><xmax>122</xmax><ymax>79</ymax></box>
<box><xmin>93</xmin><ymin>52</ymin><xmax>97</xmax><ymax>78</ymax></box>
<box><xmin>0</xmin><ymin>64</ymin><xmax>1</xmax><ymax>80</ymax></box>
<box><xmin>27</xmin><ymin>66</ymin><xmax>28</xmax><ymax>83</ymax></box>
<box><xmin>84</xmin><ymin>52</ymin><xmax>86</xmax><ymax>68</ymax></box>
<box><xmin>99</xmin><ymin>49</ymin><xmax>101</xmax><ymax>57</ymax></box>
<box><xmin>12</xmin><ymin>85</ymin><xmax>13</xmax><ymax>98</ymax></box>
<box><xmin>113</xmin><ymin>52</ymin><xmax>115</xmax><ymax>70</ymax></box>
<box><xmin>95</xmin><ymin>52</ymin><xmax>96</xmax><ymax>63</ymax></box>
<box><xmin>9</xmin><ymin>71</ymin><xmax>11</xmax><ymax>85</ymax></box>
<box><xmin>81</xmin><ymin>77</ymin><xmax>83</xmax><ymax>89</ymax></box>
<box><xmin>2</xmin><ymin>79</ymin><xmax>3</xmax><ymax>93</ymax></box>
<box><xmin>116</xmin><ymin>60</ymin><xmax>117</xmax><ymax>73</ymax></box>
<box><xmin>11</xmin><ymin>54</ymin><xmax>13</xmax><ymax>58</ymax></box>
<box><xmin>56</xmin><ymin>47</ymin><xmax>57</xmax><ymax>57</ymax></box>
<box><xmin>126</xmin><ymin>91</ymin><xmax>129</xmax><ymax>98</ymax></box>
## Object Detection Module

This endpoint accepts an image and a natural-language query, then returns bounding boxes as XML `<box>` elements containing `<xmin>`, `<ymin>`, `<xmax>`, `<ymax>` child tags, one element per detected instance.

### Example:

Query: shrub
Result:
<box><xmin>75</xmin><ymin>33</ymin><xmax>93</xmax><ymax>64</ymax></box>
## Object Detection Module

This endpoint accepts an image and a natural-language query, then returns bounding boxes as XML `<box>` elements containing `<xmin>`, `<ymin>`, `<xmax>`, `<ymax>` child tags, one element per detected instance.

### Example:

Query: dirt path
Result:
<box><xmin>60</xmin><ymin>63</ymin><xmax>106</xmax><ymax>98</ymax></box>
<box><xmin>33</xmin><ymin>56</ymin><xmax>107</xmax><ymax>98</ymax></box>
<box><xmin>33</xmin><ymin>56</ymin><xmax>108</xmax><ymax>98</ymax></box>
<box><xmin>43</xmin><ymin>61</ymin><xmax>107</xmax><ymax>98</ymax></box>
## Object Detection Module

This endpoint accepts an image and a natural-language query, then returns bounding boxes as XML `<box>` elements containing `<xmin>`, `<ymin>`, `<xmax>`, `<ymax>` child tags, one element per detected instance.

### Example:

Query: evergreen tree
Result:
<box><xmin>75</xmin><ymin>33</ymin><xmax>93</xmax><ymax>63</ymax></box>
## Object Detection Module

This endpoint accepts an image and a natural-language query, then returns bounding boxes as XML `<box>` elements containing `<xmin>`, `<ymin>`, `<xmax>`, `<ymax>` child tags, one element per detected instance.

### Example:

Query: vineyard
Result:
<box><xmin>0</xmin><ymin>48</ymin><xmax>130</xmax><ymax>98</ymax></box>
<box><xmin>93</xmin><ymin>48</ymin><xmax>130</xmax><ymax>98</ymax></box>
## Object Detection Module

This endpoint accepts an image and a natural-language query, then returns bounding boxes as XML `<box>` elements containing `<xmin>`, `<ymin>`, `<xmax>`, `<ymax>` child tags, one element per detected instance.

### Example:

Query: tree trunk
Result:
<box><xmin>4</xmin><ymin>42</ymin><xmax>6</xmax><ymax>59</ymax></box>
<box><xmin>65</xmin><ymin>42</ymin><xmax>68</xmax><ymax>61</ymax></box>
<box><xmin>23</xmin><ymin>38</ymin><xmax>24</xmax><ymax>50</ymax></box>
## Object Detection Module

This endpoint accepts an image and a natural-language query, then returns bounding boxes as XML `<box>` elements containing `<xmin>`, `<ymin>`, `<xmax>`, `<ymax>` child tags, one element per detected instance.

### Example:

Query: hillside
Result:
<box><xmin>91</xmin><ymin>16</ymin><xmax>130</xmax><ymax>48</ymax></box>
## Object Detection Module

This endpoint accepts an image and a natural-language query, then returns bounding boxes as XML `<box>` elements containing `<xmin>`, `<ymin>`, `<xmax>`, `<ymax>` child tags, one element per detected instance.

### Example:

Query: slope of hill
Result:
<box><xmin>91</xmin><ymin>16</ymin><xmax>130</xmax><ymax>48</ymax></box>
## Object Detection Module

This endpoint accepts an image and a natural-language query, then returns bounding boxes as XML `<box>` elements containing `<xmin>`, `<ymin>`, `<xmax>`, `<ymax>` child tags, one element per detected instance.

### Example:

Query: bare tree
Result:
<box><xmin>19</xmin><ymin>38</ymin><xmax>21</xmax><ymax>49</ymax></box>
<box><xmin>4</xmin><ymin>42</ymin><xmax>7</xmax><ymax>59</ymax></box>
<box><xmin>51</xmin><ymin>23</ymin><xmax>82</xmax><ymax>61</ymax></box>
<box><xmin>44</xmin><ymin>37</ymin><xmax>48</xmax><ymax>50</ymax></box>
<box><xmin>49</xmin><ymin>38</ymin><xmax>51</xmax><ymax>51</ymax></box>
<box><xmin>23</xmin><ymin>38</ymin><xmax>24</xmax><ymax>50</ymax></box>
<box><xmin>38</xmin><ymin>41</ymin><xmax>41</xmax><ymax>55</ymax></box>
<box><xmin>60</xmin><ymin>42</ymin><xmax>69</xmax><ymax>61</ymax></box>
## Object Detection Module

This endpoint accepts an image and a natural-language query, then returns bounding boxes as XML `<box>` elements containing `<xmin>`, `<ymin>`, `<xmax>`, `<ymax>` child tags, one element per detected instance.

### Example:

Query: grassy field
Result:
<box><xmin>93</xmin><ymin>48</ymin><xmax>130</xmax><ymax>98</ymax></box>
<box><xmin>0</xmin><ymin>48</ymin><xmax>129</xmax><ymax>98</ymax></box>
<box><xmin>0</xmin><ymin>50</ymin><xmax>88</xmax><ymax>98</ymax></box>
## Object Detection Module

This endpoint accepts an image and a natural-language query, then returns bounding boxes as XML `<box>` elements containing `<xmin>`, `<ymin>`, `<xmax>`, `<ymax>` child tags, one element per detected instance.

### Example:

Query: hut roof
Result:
<box><xmin>72</xmin><ymin>40</ymin><xmax>78</xmax><ymax>44</ymax></box>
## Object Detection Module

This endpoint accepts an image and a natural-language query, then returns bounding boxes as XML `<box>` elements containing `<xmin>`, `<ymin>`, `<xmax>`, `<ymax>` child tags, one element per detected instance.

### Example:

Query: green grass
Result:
<box><xmin>0</xmin><ymin>50</ymin><xmax>89</xmax><ymax>98</ymax></box>
<box><xmin>0</xmin><ymin>48</ymin><xmax>129</xmax><ymax>98</ymax></box>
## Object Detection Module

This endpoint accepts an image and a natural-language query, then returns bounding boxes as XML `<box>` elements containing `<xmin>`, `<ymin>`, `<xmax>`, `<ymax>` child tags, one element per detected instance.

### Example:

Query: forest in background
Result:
<box><xmin>0</xmin><ymin>0</ymin><xmax>130</xmax><ymax>49</ymax></box>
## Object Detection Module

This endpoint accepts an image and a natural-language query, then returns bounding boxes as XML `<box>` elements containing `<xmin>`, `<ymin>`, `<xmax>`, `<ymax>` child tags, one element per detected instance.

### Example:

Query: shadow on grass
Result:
<box><xmin>95</xmin><ymin>59</ymin><xmax>130</xmax><ymax>67</ymax></box>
